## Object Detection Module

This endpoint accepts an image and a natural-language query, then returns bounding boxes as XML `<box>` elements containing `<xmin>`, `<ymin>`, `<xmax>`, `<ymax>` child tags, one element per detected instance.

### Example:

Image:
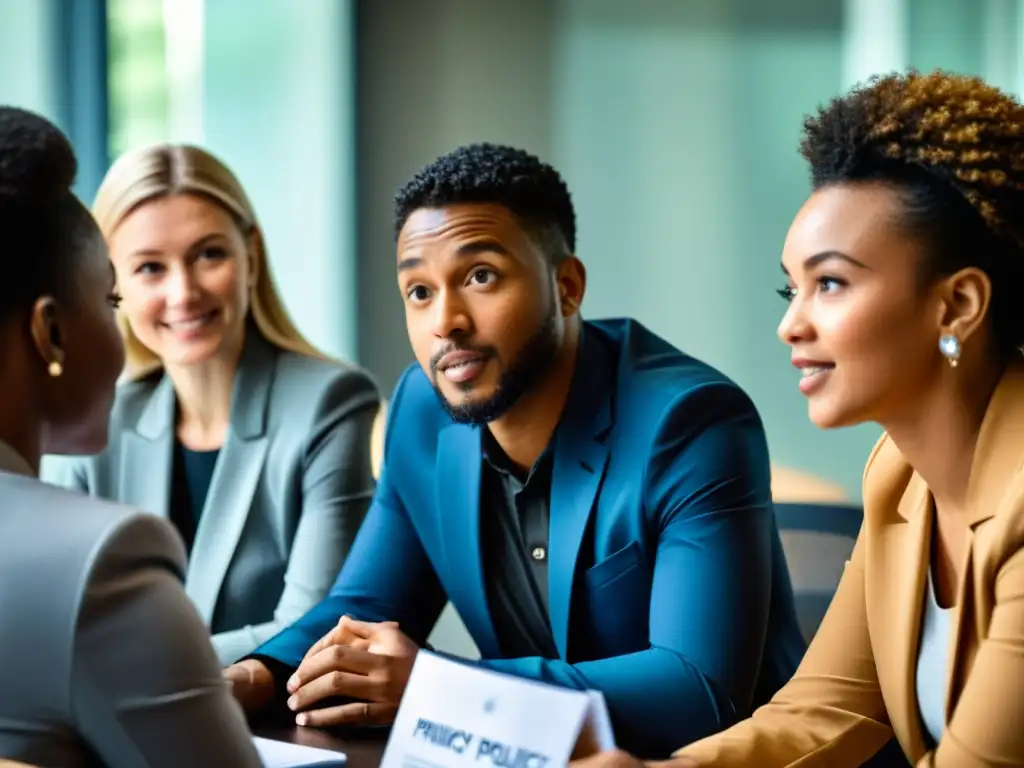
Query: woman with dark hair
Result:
<box><xmin>574</xmin><ymin>70</ymin><xmax>1024</xmax><ymax>768</ymax></box>
<box><xmin>0</xmin><ymin>106</ymin><xmax>260</xmax><ymax>766</ymax></box>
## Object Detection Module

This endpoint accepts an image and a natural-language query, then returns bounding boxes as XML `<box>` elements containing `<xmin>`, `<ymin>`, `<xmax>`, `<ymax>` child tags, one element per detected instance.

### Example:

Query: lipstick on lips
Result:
<box><xmin>792</xmin><ymin>357</ymin><xmax>835</xmax><ymax>396</ymax></box>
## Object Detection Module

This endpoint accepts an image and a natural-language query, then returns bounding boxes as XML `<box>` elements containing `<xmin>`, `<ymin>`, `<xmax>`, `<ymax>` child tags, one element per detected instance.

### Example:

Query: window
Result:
<box><xmin>106</xmin><ymin>0</ymin><xmax>203</xmax><ymax>160</ymax></box>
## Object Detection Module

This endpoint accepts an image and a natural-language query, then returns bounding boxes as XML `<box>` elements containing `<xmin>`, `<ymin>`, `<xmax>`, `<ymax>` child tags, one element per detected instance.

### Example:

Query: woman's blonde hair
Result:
<box><xmin>93</xmin><ymin>143</ymin><xmax>327</xmax><ymax>379</ymax></box>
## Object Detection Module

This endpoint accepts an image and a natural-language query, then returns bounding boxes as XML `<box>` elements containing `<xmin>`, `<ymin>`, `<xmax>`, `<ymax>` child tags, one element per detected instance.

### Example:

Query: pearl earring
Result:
<box><xmin>939</xmin><ymin>334</ymin><xmax>961</xmax><ymax>368</ymax></box>
<box><xmin>48</xmin><ymin>360</ymin><xmax>63</xmax><ymax>377</ymax></box>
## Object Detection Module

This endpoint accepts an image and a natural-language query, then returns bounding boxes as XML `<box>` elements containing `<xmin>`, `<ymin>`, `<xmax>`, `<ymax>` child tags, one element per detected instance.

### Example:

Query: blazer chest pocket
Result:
<box><xmin>585</xmin><ymin>540</ymin><xmax>642</xmax><ymax>590</ymax></box>
<box><xmin>579</xmin><ymin>541</ymin><xmax>650</xmax><ymax>658</ymax></box>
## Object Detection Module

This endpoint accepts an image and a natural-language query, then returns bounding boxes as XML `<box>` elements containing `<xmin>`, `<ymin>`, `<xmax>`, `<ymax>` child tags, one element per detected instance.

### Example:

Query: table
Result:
<box><xmin>254</xmin><ymin>723</ymin><xmax>389</xmax><ymax>768</ymax></box>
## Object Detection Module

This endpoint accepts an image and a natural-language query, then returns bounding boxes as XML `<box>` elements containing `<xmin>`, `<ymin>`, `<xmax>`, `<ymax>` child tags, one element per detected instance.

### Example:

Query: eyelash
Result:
<box><xmin>199</xmin><ymin>247</ymin><xmax>227</xmax><ymax>261</ymax></box>
<box><xmin>133</xmin><ymin>247</ymin><xmax>228</xmax><ymax>276</ymax></box>
<box><xmin>469</xmin><ymin>268</ymin><xmax>495</xmax><ymax>284</ymax></box>
<box><xmin>405</xmin><ymin>268</ymin><xmax>498</xmax><ymax>302</ymax></box>
<box><xmin>777</xmin><ymin>276</ymin><xmax>846</xmax><ymax>303</ymax></box>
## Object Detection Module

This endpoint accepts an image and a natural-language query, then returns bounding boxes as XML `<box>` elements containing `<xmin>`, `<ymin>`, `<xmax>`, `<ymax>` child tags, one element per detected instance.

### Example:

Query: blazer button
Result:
<box><xmin>531</xmin><ymin>546</ymin><xmax>547</xmax><ymax>561</ymax></box>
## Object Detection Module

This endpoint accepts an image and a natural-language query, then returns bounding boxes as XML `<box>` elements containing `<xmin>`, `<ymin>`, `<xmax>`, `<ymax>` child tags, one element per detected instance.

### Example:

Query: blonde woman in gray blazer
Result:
<box><xmin>43</xmin><ymin>144</ymin><xmax>380</xmax><ymax>665</ymax></box>
<box><xmin>0</xmin><ymin>107</ymin><xmax>259</xmax><ymax>767</ymax></box>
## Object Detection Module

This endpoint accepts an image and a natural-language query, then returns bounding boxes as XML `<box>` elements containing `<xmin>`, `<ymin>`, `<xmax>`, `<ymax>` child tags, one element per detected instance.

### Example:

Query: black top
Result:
<box><xmin>478</xmin><ymin>430</ymin><xmax>559</xmax><ymax>660</ymax></box>
<box><xmin>168</xmin><ymin>441</ymin><xmax>219</xmax><ymax>554</ymax></box>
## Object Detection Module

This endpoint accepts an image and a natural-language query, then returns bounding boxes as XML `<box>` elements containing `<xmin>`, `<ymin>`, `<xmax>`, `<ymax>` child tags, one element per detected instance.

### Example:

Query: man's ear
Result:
<box><xmin>556</xmin><ymin>256</ymin><xmax>587</xmax><ymax>317</ymax></box>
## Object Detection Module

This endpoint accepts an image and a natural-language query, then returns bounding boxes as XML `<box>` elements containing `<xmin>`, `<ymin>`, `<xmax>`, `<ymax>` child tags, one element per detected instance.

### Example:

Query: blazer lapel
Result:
<box><xmin>184</xmin><ymin>333</ymin><xmax>275</xmax><ymax>624</ymax></box>
<box><xmin>962</xmin><ymin>359</ymin><xmax>1024</xmax><ymax>529</ymax></box>
<box><xmin>877</xmin><ymin>361</ymin><xmax>1024</xmax><ymax>754</ymax></box>
<box><xmin>119</xmin><ymin>375</ymin><xmax>175</xmax><ymax>519</ymax></box>
<box><xmin>943</xmin><ymin>534</ymin><xmax>974</xmax><ymax>722</ymax></box>
<box><xmin>548</xmin><ymin>330</ymin><xmax>613</xmax><ymax>660</ymax></box>
<box><xmin>185</xmin><ymin>433</ymin><xmax>269</xmax><ymax>622</ymax></box>
<box><xmin>887</xmin><ymin>472</ymin><xmax>932</xmax><ymax>758</ymax></box>
<box><xmin>436</xmin><ymin>423</ymin><xmax>501</xmax><ymax>657</ymax></box>
<box><xmin>943</xmin><ymin>359</ymin><xmax>1024</xmax><ymax>715</ymax></box>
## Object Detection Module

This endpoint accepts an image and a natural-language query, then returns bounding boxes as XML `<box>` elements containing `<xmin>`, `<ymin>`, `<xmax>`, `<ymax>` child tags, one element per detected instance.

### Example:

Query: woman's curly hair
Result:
<box><xmin>800</xmin><ymin>69</ymin><xmax>1024</xmax><ymax>352</ymax></box>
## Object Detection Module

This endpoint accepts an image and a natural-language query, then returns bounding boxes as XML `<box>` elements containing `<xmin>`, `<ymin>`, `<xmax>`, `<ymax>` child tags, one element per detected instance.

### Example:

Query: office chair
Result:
<box><xmin>774</xmin><ymin>501</ymin><xmax>863</xmax><ymax>643</ymax></box>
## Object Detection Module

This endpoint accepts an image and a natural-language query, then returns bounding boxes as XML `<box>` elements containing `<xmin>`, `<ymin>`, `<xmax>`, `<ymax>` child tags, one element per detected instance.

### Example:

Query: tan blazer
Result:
<box><xmin>677</xmin><ymin>360</ymin><xmax>1024</xmax><ymax>767</ymax></box>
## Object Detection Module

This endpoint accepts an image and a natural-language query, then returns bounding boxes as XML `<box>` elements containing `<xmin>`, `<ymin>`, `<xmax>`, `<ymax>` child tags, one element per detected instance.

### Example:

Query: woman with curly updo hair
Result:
<box><xmin>573</xmin><ymin>70</ymin><xmax>1024</xmax><ymax>768</ymax></box>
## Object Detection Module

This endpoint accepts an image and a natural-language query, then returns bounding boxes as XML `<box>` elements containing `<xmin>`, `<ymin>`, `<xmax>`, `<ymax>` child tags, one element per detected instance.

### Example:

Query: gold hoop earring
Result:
<box><xmin>48</xmin><ymin>360</ymin><xmax>63</xmax><ymax>377</ymax></box>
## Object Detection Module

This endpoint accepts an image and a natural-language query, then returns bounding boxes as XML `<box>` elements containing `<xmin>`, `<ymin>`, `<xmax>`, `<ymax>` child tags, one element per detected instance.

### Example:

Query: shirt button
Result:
<box><xmin>531</xmin><ymin>546</ymin><xmax>547</xmax><ymax>561</ymax></box>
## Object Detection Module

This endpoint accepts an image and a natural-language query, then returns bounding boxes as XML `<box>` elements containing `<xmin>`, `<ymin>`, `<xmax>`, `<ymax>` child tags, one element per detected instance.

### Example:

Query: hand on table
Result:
<box><xmin>223</xmin><ymin>658</ymin><xmax>276</xmax><ymax>713</ymax></box>
<box><xmin>286</xmin><ymin>615</ymin><xmax>419</xmax><ymax>727</ymax></box>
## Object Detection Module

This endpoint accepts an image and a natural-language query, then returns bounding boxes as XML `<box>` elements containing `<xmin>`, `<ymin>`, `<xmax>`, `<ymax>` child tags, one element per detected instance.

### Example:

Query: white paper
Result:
<box><xmin>380</xmin><ymin>651</ymin><xmax>615</xmax><ymax>768</ymax></box>
<box><xmin>584</xmin><ymin>691</ymin><xmax>615</xmax><ymax>752</ymax></box>
<box><xmin>252</xmin><ymin>735</ymin><xmax>347</xmax><ymax>767</ymax></box>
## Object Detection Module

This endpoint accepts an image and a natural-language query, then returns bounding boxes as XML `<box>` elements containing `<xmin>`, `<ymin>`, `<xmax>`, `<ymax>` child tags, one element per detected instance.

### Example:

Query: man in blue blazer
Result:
<box><xmin>227</xmin><ymin>143</ymin><xmax>805</xmax><ymax>758</ymax></box>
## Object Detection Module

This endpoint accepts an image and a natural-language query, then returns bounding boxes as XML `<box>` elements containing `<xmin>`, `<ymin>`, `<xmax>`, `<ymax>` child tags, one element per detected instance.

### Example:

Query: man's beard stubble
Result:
<box><xmin>430</xmin><ymin>305</ymin><xmax>562</xmax><ymax>426</ymax></box>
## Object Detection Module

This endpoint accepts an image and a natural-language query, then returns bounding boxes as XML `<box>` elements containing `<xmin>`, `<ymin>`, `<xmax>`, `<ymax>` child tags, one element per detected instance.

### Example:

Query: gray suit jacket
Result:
<box><xmin>0</xmin><ymin>444</ymin><xmax>260</xmax><ymax>768</ymax></box>
<box><xmin>42</xmin><ymin>332</ymin><xmax>380</xmax><ymax>664</ymax></box>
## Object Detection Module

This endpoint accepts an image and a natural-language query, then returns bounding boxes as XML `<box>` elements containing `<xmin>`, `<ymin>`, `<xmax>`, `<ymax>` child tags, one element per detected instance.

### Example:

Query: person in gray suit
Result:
<box><xmin>43</xmin><ymin>144</ymin><xmax>380</xmax><ymax>665</ymax></box>
<box><xmin>0</xmin><ymin>107</ymin><xmax>260</xmax><ymax>766</ymax></box>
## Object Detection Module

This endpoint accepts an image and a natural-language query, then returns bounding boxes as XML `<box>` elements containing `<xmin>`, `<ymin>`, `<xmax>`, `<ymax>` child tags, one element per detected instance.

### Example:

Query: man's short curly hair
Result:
<box><xmin>800</xmin><ymin>69</ymin><xmax>1024</xmax><ymax>352</ymax></box>
<box><xmin>393</xmin><ymin>143</ymin><xmax>576</xmax><ymax>264</ymax></box>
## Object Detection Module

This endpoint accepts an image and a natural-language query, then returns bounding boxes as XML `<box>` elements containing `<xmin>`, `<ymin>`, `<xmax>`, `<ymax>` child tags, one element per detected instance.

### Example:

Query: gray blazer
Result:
<box><xmin>0</xmin><ymin>444</ymin><xmax>261</xmax><ymax>767</ymax></box>
<box><xmin>42</xmin><ymin>332</ymin><xmax>380</xmax><ymax>664</ymax></box>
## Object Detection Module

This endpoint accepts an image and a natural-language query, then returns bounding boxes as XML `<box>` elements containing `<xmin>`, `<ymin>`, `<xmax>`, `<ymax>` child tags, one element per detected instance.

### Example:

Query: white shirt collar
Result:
<box><xmin>0</xmin><ymin>440</ymin><xmax>34</xmax><ymax>477</ymax></box>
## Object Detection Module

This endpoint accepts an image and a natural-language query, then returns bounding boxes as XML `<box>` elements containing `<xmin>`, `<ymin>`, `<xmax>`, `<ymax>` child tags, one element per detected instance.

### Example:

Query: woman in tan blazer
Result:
<box><xmin>574</xmin><ymin>71</ymin><xmax>1024</xmax><ymax>767</ymax></box>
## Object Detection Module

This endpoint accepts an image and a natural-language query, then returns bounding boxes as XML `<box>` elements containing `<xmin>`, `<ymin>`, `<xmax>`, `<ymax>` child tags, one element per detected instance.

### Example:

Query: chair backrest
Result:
<box><xmin>774</xmin><ymin>501</ymin><xmax>863</xmax><ymax>642</ymax></box>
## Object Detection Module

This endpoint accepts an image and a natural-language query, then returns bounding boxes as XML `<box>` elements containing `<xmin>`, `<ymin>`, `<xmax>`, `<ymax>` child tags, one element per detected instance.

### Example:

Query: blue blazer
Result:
<box><xmin>256</xmin><ymin>318</ymin><xmax>805</xmax><ymax>758</ymax></box>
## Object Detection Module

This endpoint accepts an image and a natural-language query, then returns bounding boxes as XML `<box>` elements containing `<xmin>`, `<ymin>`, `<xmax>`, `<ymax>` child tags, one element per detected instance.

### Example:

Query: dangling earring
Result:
<box><xmin>939</xmin><ymin>334</ymin><xmax>961</xmax><ymax>368</ymax></box>
<box><xmin>48</xmin><ymin>360</ymin><xmax>63</xmax><ymax>377</ymax></box>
